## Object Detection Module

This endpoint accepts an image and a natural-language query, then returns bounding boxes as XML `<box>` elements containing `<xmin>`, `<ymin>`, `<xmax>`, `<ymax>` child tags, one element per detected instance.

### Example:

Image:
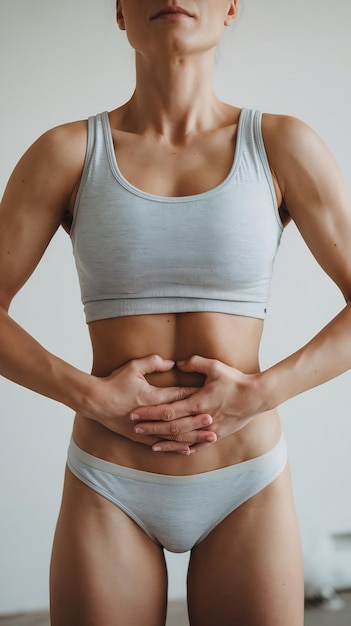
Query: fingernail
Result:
<box><xmin>134</xmin><ymin>427</ymin><xmax>145</xmax><ymax>434</ymax></box>
<box><xmin>130</xmin><ymin>413</ymin><xmax>140</xmax><ymax>421</ymax></box>
<box><xmin>152</xmin><ymin>446</ymin><xmax>162</xmax><ymax>452</ymax></box>
<box><xmin>206</xmin><ymin>435</ymin><xmax>216</xmax><ymax>442</ymax></box>
<box><xmin>203</xmin><ymin>416</ymin><xmax>212</xmax><ymax>426</ymax></box>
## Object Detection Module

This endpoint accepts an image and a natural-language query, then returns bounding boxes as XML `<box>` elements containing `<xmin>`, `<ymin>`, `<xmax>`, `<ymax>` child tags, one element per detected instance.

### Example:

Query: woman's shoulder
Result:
<box><xmin>14</xmin><ymin>118</ymin><xmax>90</xmax><ymax>206</ymax></box>
<box><xmin>260</xmin><ymin>111</ymin><xmax>326</xmax><ymax>161</ymax></box>
<box><xmin>32</xmin><ymin>118</ymin><xmax>89</xmax><ymax>167</ymax></box>
<box><xmin>261</xmin><ymin>111</ymin><xmax>314</xmax><ymax>144</ymax></box>
<box><xmin>3</xmin><ymin>117</ymin><xmax>92</xmax><ymax>230</ymax></box>
<box><xmin>260</xmin><ymin>111</ymin><xmax>326</xmax><ymax>176</ymax></box>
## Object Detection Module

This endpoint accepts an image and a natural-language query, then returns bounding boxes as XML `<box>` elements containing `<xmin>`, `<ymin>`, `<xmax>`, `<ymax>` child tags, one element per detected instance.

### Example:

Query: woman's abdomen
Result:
<box><xmin>72</xmin><ymin>312</ymin><xmax>281</xmax><ymax>474</ymax></box>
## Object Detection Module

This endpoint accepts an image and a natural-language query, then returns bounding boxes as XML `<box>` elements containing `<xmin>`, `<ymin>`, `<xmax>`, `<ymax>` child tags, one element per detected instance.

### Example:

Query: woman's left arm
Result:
<box><xmin>258</xmin><ymin>114</ymin><xmax>351</xmax><ymax>405</ymax></box>
<box><xmin>131</xmin><ymin>115</ymin><xmax>351</xmax><ymax>451</ymax></box>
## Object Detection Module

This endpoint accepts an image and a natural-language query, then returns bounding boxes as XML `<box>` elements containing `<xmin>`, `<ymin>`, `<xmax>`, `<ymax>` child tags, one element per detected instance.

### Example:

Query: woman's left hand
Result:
<box><xmin>130</xmin><ymin>355</ymin><xmax>266</xmax><ymax>453</ymax></box>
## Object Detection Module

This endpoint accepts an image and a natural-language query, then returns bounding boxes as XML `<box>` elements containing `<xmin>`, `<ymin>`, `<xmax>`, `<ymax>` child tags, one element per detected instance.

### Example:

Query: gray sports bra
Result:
<box><xmin>70</xmin><ymin>109</ymin><xmax>283</xmax><ymax>323</ymax></box>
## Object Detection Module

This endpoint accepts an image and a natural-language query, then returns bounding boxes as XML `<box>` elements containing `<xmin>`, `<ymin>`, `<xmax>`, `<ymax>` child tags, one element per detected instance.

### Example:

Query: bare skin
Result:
<box><xmin>1</xmin><ymin>1</ymin><xmax>351</xmax><ymax>624</ymax></box>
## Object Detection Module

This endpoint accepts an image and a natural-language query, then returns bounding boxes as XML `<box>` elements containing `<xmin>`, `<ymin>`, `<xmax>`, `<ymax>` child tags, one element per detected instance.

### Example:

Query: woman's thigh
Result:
<box><xmin>187</xmin><ymin>464</ymin><xmax>304</xmax><ymax>626</ymax></box>
<box><xmin>50</xmin><ymin>467</ymin><xmax>168</xmax><ymax>626</ymax></box>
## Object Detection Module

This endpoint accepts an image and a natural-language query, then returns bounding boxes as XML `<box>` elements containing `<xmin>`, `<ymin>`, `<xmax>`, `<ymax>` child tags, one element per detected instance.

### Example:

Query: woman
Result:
<box><xmin>1</xmin><ymin>1</ymin><xmax>350</xmax><ymax>624</ymax></box>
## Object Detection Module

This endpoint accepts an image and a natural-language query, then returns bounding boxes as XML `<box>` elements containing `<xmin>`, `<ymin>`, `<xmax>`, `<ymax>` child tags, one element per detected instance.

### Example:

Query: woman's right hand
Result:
<box><xmin>83</xmin><ymin>354</ymin><xmax>214</xmax><ymax>452</ymax></box>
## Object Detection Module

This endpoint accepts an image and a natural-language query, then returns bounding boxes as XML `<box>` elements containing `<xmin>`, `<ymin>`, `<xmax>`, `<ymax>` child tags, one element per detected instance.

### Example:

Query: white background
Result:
<box><xmin>0</xmin><ymin>0</ymin><xmax>350</xmax><ymax>612</ymax></box>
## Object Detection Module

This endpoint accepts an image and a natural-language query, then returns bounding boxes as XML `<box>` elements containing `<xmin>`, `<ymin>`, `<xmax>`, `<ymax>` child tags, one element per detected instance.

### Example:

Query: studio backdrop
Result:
<box><xmin>0</xmin><ymin>0</ymin><xmax>350</xmax><ymax>613</ymax></box>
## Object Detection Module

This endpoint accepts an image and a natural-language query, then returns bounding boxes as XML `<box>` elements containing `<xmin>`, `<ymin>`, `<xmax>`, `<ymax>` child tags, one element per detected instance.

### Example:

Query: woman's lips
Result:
<box><xmin>151</xmin><ymin>6</ymin><xmax>193</xmax><ymax>20</ymax></box>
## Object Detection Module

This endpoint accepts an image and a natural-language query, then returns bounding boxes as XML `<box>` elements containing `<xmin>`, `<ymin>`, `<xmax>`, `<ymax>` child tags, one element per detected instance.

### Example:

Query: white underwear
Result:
<box><xmin>67</xmin><ymin>434</ymin><xmax>287</xmax><ymax>553</ymax></box>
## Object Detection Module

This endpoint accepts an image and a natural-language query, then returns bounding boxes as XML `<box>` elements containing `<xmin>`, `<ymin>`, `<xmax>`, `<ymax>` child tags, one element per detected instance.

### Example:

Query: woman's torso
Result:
<box><xmin>68</xmin><ymin>103</ymin><xmax>285</xmax><ymax>475</ymax></box>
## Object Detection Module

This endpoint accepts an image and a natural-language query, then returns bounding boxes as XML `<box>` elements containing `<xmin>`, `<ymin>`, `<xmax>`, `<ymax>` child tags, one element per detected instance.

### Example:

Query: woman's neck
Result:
<box><xmin>121</xmin><ymin>50</ymin><xmax>226</xmax><ymax>143</ymax></box>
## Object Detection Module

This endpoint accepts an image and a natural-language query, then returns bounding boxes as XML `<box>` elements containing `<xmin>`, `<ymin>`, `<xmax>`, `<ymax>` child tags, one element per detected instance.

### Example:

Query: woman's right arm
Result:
<box><xmin>0</xmin><ymin>123</ymin><xmax>209</xmax><ymax>452</ymax></box>
<box><xmin>0</xmin><ymin>122</ymin><xmax>92</xmax><ymax>409</ymax></box>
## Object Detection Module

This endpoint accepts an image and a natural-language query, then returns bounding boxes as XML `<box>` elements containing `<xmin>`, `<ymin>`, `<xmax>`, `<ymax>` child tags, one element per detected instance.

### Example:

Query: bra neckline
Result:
<box><xmin>101</xmin><ymin>108</ymin><xmax>247</xmax><ymax>204</ymax></box>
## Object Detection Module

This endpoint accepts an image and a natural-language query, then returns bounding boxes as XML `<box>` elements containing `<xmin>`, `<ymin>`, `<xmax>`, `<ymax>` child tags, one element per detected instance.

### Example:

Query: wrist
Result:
<box><xmin>49</xmin><ymin>356</ymin><xmax>98</xmax><ymax>417</ymax></box>
<box><xmin>255</xmin><ymin>354</ymin><xmax>303</xmax><ymax>411</ymax></box>
<box><xmin>72</xmin><ymin>372</ymin><xmax>104</xmax><ymax>420</ymax></box>
<box><xmin>252</xmin><ymin>368</ymin><xmax>279</xmax><ymax>413</ymax></box>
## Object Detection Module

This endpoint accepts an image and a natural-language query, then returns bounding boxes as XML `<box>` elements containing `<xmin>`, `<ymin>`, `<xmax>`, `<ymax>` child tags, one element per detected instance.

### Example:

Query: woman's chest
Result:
<box><xmin>110</xmin><ymin>128</ymin><xmax>236</xmax><ymax>197</ymax></box>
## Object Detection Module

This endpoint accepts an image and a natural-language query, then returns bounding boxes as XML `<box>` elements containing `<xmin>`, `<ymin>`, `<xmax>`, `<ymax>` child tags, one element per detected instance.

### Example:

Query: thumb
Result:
<box><xmin>147</xmin><ymin>385</ymin><xmax>199</xmax><ymax>407</ymax></box>
<box><xmin>177</xmin><ymin>355</ymin><xmax>214</xmax><ymax>375</ymax></box>
<box><xmin>134</xmin><ymin>354</ymin><xmax>175</xmax><ymax>376</ymax></box>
